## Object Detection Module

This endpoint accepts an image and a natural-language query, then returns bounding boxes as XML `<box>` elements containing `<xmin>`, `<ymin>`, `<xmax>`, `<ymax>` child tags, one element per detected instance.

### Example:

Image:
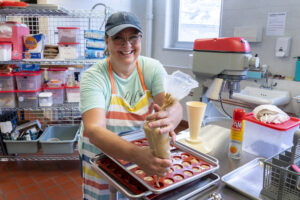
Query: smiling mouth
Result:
<box><xmin>120</xmin><ymin>50</ymin><xmax>134</xmax><ymax>55</ymax></box>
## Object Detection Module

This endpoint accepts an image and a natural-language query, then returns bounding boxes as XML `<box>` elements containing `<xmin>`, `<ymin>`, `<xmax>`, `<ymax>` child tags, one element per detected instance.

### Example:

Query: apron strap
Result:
<box><xmin>108</xmin><ymin>58</ymin><xmax>148</xmax><ymax>95</ymax></box>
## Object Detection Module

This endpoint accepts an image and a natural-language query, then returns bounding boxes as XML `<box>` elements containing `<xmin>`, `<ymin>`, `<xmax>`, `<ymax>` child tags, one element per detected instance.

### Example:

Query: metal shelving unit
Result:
<box><xmin>0</xmin><ymin>4</ymin><xmax>109</xmax><ymax>160</ymax></box>
<box><xmin>0</xmin><ymin>3</ymin><xmax>109</xmax><ymax>66</ymax></box>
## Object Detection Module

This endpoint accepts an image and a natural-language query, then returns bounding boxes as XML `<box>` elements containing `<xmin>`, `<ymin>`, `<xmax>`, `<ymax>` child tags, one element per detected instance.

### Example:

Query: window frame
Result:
<box><xmin>169</xmin><ymin>0</ymin><xmax>222</xmax><ymax>50</ymax></box>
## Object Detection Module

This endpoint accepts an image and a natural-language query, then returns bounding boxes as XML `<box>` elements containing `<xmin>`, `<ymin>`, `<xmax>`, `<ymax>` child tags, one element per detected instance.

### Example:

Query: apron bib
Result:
<box><xmin>81</xmin><ymin>59</ymin><xmax>152</xmax><ymax>199</ymax></box>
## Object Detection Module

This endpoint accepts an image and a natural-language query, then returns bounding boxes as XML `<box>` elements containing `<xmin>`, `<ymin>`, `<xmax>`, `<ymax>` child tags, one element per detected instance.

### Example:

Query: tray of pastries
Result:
<box><xmin>91</xmin><ymin>134</ymin><xmax>219</xmax><ymax>194</ymax></box>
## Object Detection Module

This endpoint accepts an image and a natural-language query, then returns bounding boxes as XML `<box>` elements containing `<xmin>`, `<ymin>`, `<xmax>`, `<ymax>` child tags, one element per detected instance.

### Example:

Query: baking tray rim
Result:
<box><xmin>90</xmin><ymin>153</ymin><xmax>221</xmax><ymax>199</ymax></box>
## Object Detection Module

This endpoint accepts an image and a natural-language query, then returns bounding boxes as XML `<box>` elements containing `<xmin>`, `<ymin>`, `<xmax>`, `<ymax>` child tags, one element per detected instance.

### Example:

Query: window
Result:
<box><xmin>170</xmin><ymin>0</ymin><xmax>222</xmax><ymax>49</ymax></box>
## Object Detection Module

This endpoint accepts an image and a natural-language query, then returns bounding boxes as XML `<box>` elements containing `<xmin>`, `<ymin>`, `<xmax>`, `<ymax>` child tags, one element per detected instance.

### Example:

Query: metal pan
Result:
<box><xmin>106</xmin><ymin>139</ymin><xmax>219</xmax><ymax>194</ymax></box>
<box><xmin>90</xmin><ymin>153</ymin><xmax>220</xmax><ymax>199</ymax></box>
<box><xmin>222</xmin><ymin>158</ymin><xmax>265</xmax><ymax>200</ymax></box>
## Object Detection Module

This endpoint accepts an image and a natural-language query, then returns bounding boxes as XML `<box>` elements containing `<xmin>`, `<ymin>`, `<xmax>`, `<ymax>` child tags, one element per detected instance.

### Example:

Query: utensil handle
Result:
<box><xmin>291</xmin><ymin>129</ymin><xmax>300</xmax><ymax>164</ymax></box>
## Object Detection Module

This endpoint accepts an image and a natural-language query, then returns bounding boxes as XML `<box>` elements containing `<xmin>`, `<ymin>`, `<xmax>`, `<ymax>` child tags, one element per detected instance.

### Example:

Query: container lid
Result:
<box><xmin>233</xmin><ymin>108</ymin><xmax>245</xmax><ymax>120</ymax></box>
<box><xmin>38</xmin><ymin>92</ymin><xmax>53</xmax><ymax>98</ymax></box>
<box><xmin>16</xmin><ymin>88</ymin><xmax>42</xmax><ymax>93</ymax></box>
<box><xmin>14</xmin><ymin>70</ymin><xmax>43</xmax><ymax>76</ymax></box>
<box><xmin>0</xmin><ymin>72</ymin><xmax>14</xmax><ymax>76</ymax></box>
<box><xmin>47</xmin><ymin>67</ymin><xmax>67</xmax><ymax>72</ymax></box>
<box><xmin>193</xmin><ymin>37</ymin><xmax>251</xmax><ymax>53</ymax></box>
<box><xmin>57</xmin><ymin>42</ymin><xmax>79</xmax><ymax>45</ymax></box>
<box><xmin>0</xmin><ymin>90</ymin><xmax>15</xmax><ymax>93</ymax></box>
<box><xmin>57</xmin><ymin>27</ymin><xmax>79</xmax><ymax>29</ymax></box>
<box><xmin>244</xmin><ymin>113</ymin><xmax>300</xmax><ymax>131</ymax></box>
<box><xmin>0</xmin><ymin>42</ymin><xmax>12</xmax><ymax>45</ymax></box>
<box><xmin>43</xmin><ymin>84</ymin><xmax>65</xmax><ymax>90</ymax></box>
<box><xmin>65</xmin><ymin>85</ymin><xmax>80</xmax><ymax>89</ymax></box>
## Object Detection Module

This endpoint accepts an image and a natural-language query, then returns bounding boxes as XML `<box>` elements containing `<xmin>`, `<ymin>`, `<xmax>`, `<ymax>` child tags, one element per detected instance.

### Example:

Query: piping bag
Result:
<box><xmin>143</xmin><ymin>71</ymin><xmax>198</xmax><ymax>187</ymax></box>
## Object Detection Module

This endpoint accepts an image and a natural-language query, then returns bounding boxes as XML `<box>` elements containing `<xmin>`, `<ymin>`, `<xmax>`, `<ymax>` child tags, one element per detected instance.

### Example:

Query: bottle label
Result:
<box><xmin>230</xmin><ymin>120</ymin><xmax>245</xmax><ymax>142</ymax></box>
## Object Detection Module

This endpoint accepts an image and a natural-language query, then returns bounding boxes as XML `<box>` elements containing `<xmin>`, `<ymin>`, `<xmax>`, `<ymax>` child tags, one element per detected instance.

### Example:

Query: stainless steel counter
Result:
<box><xmin>98</xmin><ymin>120</ymin><xmax>261</xmax><ymax>200</ymax></box>
<box><xmin>181</xmin><ymin>120</ymin><xmax>259</xmax><ymax>200</ymax></box>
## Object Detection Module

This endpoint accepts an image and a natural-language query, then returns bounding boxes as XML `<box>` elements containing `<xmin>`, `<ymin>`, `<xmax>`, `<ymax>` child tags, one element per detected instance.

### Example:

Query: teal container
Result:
<box><xmin>295</xmin><ymin>58</ymin><xmax>300</xmax><ymax>81</ymax></box>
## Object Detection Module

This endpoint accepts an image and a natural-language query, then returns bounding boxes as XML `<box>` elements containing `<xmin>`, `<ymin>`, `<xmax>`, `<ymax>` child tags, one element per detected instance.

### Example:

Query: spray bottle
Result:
<box><xmin>228</xmin><ymin>108</ymin><xmax>246</xmax><ymax>159</ymax></box>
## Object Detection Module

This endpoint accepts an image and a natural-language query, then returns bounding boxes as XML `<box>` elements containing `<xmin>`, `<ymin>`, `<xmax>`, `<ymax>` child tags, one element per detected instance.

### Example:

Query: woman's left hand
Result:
<box><xmin>146</xmin><ymin>101</ymin><xmax>182</xmax><ymax>141</ymax></box>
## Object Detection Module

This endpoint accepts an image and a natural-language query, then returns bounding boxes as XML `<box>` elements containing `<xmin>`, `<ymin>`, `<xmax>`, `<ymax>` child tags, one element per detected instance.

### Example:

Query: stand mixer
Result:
<box><xmin>192</xmin><ymin>37</ymin><xmax>260</xmax><ymax>99</ymax></box>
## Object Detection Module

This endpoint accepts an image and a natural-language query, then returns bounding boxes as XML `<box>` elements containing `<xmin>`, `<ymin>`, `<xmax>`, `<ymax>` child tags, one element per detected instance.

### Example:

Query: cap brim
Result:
<box><xmin>106</xmin><ymin>24</ymin><xmax>142</xmax><ymax>37</ymax></box>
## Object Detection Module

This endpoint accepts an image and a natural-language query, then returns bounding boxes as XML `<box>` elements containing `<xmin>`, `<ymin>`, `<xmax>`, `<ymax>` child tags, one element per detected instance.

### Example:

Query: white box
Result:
<box><xmin>38</xmin><ymin>92</ymin><xmax>53</xmax><ymax>107</ymax></box>
<box><xmin>242</xmin><ymin>113</ymin><xmax>300</xmax><ymax>158</ymax></box>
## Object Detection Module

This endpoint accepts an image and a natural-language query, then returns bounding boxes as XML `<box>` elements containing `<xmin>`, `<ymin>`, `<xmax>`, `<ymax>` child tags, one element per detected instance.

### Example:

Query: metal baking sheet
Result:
<box><xmin>222</xmin><ymin>158</ymin><xmax>265</xmax><ymax>200</ymax></box>
<box><xmin>90</xmin><ymin>153</ymin><xmax>220</xmax><ymax>199</ymax></box>
<box><xmin>107</xmin><ymin>140</ymin><xmax>219</xmax><ymax>194</ymax></box>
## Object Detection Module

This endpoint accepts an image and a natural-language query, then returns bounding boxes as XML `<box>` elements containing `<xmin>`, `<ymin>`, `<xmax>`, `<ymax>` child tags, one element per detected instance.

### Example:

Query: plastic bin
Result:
<box><xmin>0</xmin><ymin>42</ymin><xmax>12</xmax><ymax>61</ymax></box>
<box><xmin>47</xmin><ymin>68</ymin><xmax>67</xmax><ymax>84</ymax></box>
<box><xmin>43</xmin><ymin>85</ymin><xmax>64</xmax><ymax>104</ymax></box>
<box><xmin>4</xmin><ymin>139</ymin><xmax>39</xmax><ymax>154</ymax></box>
<box><xmin>39</xmin><ymin>125</ymin><xmax>79</xmax><ymax>154</ymax></box>
<box><xmin>242</xmin><ymin>113</ymin><xmax>300</xmax><ymax>158</ymax></box>
<box><xmin>17</xmin><ymin>88</ymin><xmax>41</xmax><ymax>108</ymax></box>
<box><xmin>65</xmin><ymin>86</ymin><xmax>79</xmax><ymax>103</ymax></box>
<box><xmin>58</xmin><ymin>43</ymin><xmax>79</xmax><ymax>59</ymax></box>
<box><xmin>57</xmin><ymin>27</ymin><xmax>79</xmax><ymax>43</ymax></box>
<box><xmin>0</xmin><ymin>73</ymin><xmax>15</xmax><ymax>91</ymax></box>
<box><xmin>14</xmin><ymin>70</ymin><xmax>43</xmax><ymax>91</ymax></box>
<box><xmin>0</xmin><ymin>90</ymin><xmax>16</xmax><ymax>108</ymax></box>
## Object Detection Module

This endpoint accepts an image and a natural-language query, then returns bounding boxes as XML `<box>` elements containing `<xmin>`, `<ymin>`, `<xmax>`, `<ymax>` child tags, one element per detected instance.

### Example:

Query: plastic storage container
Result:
<box><xmin>58</xmin><ymin>43</ymin><xmax>79</xmax><ymax>59</ymax></box>
<box><xmin>17</xmin><ymin>88</ymin><xmax>41</xmax><ymax>108</ymax></box>
<box><xmin>57</xmin><ymin>27</ymin><xmax>79</xmax><ymax>43</ymax></box>
<box><xmin>0</xmin><ymin>90</ymin><xmax>16</xmax><ymax>108</ymax></box>
<box><xmin>14</xmin><ymin>70</ymin><xmax>43</xmax><ymax>91</ymax></box>
<box><xmin>0</xmin><ymin>73</ymin><xmax>15</xmax><ymax>91</ymax></box>
<box><xmin>38</xmin><ymin>92</ymin><xmax>53</xmax><ymax>107</ymax></box>
<box><xmin>39</xmin><ymin>125</ymin><xmax>79</xmax><ymax>154</ymax></box>
<box><xmin>4</xmin><ymin>139</ymin><xmax>39</xmax><ymax>154</ymax></box>
<box><xmin>65</xmin><ymin>86</ymin><xmax>79</xmax><ymax>103</ymax></box>
<box><xmin>0</xmin><ymin>42</ymin><xmax>12</xmax><ymax>61</ymax></box>
<box><xmin>242</xmin><ymin>113</ymin><xmax>300</xmax><ymax>158</ymax></box>
<box><xmin>47</xmin><ymin>68</ymin><xmax>67</xmax><ymax>84</ymax></box>
<box><xmin>43</xmin><ymin>85</ymin><xmax>64</xmax><ymax>104</ymax></box>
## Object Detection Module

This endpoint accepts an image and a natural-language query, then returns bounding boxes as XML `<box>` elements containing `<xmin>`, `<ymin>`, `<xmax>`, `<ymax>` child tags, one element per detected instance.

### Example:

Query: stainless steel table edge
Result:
<box><xmin>177</xmin><ymin>173</ymin><xmax>220</xmax><ymax>200</ymax></box>
<box><xmin>221</xmin><ymin>157</ymin><xmax>265</xmax><ymax>200</ymax></box>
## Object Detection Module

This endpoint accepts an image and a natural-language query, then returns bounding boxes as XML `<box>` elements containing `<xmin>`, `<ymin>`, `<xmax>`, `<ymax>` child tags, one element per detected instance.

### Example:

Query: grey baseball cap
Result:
<box><xmin>105</xmin><ymin>11</ymin><xmax>143</xmax><ymax>37</ymax></box>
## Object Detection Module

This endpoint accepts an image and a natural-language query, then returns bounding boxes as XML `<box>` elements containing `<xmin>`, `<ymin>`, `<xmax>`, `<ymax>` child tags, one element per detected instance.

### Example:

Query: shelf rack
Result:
<box><xmin>0</xmin><ymin>4</ymin><xmax>110</xmax><ymax>160</ymax></box>
<box><xmin>0</xmin><ymin>4</ymin><xmax>109</xmax><ymax>66</ymax></box>
<box><xmin>0</xmin><ymin>103</ymin><xmax>82</xmax><ymax>160</ymax></box>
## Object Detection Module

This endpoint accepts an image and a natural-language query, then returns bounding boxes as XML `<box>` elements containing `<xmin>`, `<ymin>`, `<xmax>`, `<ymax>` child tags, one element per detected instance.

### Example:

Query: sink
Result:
<box><xmin>232</xmin><ymin>86</ymin><xmax>290</xmax><ymax>105</ymax></box>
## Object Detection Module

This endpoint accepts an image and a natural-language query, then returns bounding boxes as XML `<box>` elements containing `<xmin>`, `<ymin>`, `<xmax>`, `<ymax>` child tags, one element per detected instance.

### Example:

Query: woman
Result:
<box><xmin>79</xmin><ymin>11</ymin><xmax>182</xmax><ymax>199</ymax></box>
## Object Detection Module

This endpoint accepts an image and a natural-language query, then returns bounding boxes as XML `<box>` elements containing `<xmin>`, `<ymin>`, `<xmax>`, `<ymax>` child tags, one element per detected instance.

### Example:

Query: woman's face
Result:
<box><xmin>106</xmin><ymin>28</ymin><xmax>142</xmax><ymax>66</ymax></box>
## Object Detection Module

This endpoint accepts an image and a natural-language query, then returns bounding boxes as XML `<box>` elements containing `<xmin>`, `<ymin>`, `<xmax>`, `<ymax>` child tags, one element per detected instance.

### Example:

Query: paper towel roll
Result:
<box><xmin>205</xmin><ymin>78</ymin><xmax>223</xmax><ymax>100</ymax></box>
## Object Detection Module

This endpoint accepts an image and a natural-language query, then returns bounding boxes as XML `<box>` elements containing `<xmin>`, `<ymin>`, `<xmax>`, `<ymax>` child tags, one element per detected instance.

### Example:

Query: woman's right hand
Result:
<box><xmin>133</xmin><ymin>146</ymin><xmax>171</xmax><ymax>177</ymax></box>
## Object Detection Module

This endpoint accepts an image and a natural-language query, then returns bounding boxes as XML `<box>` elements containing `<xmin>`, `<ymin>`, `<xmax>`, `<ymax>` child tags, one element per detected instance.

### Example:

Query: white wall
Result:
<box><xmin>149</xmin><ymin>0</ymin><xmax>300</xmax><ymax>117</ymax></box>
<box><xmin>221</xmin><ymin>0</ymin><xmax>300</xmax><ymax>78</ymax></box>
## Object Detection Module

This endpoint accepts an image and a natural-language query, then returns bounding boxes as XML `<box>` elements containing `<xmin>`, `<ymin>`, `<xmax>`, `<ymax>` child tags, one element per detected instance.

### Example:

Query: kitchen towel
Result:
<box><xmin>253</xmin><ymin>104</ymin><xmax>290</xmax><ymax>124</ymax></box>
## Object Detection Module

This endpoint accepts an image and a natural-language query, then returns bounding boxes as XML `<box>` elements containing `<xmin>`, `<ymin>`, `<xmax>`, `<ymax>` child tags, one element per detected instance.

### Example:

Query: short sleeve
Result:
<box><xmin>79</xmin><ymin>66</ymin><xmax>107</xmax><ymax>114</ymax></box>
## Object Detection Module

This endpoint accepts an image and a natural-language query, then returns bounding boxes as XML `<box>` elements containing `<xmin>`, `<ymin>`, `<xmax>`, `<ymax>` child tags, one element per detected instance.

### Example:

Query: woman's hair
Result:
<box><xmin>104</xmin><ymin>34</ymin><xmax>109</xmax><ymax>56</ymax></box>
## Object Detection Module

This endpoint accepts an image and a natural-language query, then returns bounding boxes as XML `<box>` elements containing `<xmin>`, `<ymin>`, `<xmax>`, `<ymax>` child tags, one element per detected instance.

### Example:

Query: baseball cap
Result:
<box><xmin>105</xmin><ymin>11</ymin><xmax>143</xmax><ymax>37</ymax></box>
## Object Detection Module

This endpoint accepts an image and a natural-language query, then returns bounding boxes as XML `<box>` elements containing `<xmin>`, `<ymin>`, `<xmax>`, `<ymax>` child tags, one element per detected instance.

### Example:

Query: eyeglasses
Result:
<box><xmin>111</xmin><ymin>34</ymin><xmax>142</xmax><ymax>46</ymax></box>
